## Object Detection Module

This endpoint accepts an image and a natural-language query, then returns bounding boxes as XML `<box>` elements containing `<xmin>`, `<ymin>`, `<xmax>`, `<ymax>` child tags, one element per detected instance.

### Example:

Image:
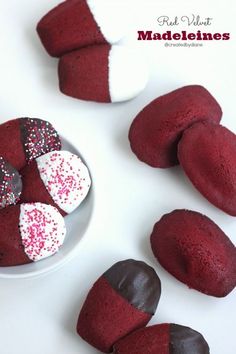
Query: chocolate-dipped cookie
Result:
<box><xmin>150</xmin><ymin>209</ymin><xmax>236</xmax><ymax>297</ymax></box>
<box><xmin>113</xmin><ymin>323</ymin><xmax>210</xmax><ymax>354</ymax></box>
<box><xmin>0</xmin><ymin>118</ymin><xmax>61</xmax><ymax>170</ymax></box>
<box><xmin>77</xmin><ymin>259</ymin><xmax>161</xmax><ymax>353</ymax></box>
<box><xmin>20</xmin><ymin>151</ymin><xmax>91</xmax><ymax>216</ymax></box>
<box><xmin>0</xmin><ymin>157</ymin><xmax>22</xmax><ymax>208</ymax></box>
<box><xmin>129</xmin><ymin>85</ymin><xmax>222</xmax><ymax>168</ymax></box>
<box><xmin>0</xmin><ymin>202</ymin><xmax>66</xmax><ymax>267</ymax></box>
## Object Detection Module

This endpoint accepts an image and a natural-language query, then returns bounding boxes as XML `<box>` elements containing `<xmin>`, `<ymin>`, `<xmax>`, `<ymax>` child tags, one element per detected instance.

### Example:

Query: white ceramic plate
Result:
<box><xmin>0</xmin><ymin>138</ymin><xmax>94</xmax><ymax>279</ymax></box>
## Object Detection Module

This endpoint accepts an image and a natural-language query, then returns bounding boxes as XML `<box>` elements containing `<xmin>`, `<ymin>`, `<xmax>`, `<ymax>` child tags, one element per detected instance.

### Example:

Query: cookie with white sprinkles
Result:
<box><xmin>0</xmin><ymin>118</ymin><xmax>61</xmax><ymax>170</ymax></box>
<box><xmin>0</xmin><ymin>203</ymin><xmax>66</xmax><ymax>266</ymax></box>
<box><xmin>0</xmin><ymin>157</ymin><xmax>22</xmax><ymax>208</ymax></box>
<box><xmin>20</xmin><ymin>151</ymin><xmax>91</xmax><ymax>215</ymax></box>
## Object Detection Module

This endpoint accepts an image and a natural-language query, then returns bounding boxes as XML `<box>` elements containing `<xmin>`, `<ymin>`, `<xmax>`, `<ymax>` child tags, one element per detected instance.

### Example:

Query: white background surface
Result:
<box><xmin>0</xmin><ymin>0</ymin><xmax>235</xmax><ymax>353</ymax></box>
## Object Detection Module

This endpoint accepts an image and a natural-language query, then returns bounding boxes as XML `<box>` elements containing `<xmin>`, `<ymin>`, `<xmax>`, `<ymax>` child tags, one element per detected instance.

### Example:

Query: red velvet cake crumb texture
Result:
<box><xmin>37</xmin><ymin>0</ymin><xmax>107</xmax><ymax>57</ymax></box>
<box><xmin>113</xmin><ymin>323</ymin><xmax>170</xmax><ymax>354</ymax></box>
<box><xmin>0</xmin><ymin>119</ymin><xmax>26</xmax><ymax>170</ymax></box>
<box><xmin>178</xmin><ymin>121</ymin><xmax>236</xmax><ymax>216</ymax></box>
<box><xmin>129</xmin><ymin>85</ymin><xmax>222</xmax><ymax>168</ymax></box>
<box><xmin>0</xmin><ymin>205</ymin><xmax>31</xmax><ymax>266</ymax></box>
<box><xmin>58</xmin><ymin>45</ymin><xmax>111</xmax><ymax>102</ymax></box>
<box><xmin>77</xmin><ymin>276</ymin><xmax>151</xmax><ymax>353</ymax></box>
<box><xmin>151</xmin><ymin>210</ymin><xmax>236</xmax><ymax>297</ymax></box>
<box><xmin>20</xmin><ymin>160</ymin><xmax>66</xmax><ymax>217</ymax></box>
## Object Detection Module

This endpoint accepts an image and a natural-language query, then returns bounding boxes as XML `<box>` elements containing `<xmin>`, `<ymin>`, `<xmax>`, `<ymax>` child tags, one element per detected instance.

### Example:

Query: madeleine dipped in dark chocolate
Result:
<box><xmin>113</xmin><ymin>323</ymin><xmax>210</xmax><ymax>354</ymax></box>
<box><xmin>77</xmin><ymin>259</ymin><xmax>161</xmax><ymax>353</ymax></box>
<box><xmin>0</xmin><ymin>118</ymin><xmax>61</xmax><ymax>170</ymax></box>
<box><xmin>151</xmin><ymin>209</ymin><xmax>236</xmax><ymax>297</ymax></box>
<box><xmin>0</xmin><ymin>157</ymin><xmax>22</xmax><ymax>208</ymax></box>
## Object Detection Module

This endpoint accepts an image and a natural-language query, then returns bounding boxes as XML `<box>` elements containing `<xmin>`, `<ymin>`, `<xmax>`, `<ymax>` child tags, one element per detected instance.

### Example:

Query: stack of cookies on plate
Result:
<box><xmin>0</xmin><ymin>117</ymin><xmax>91</xmax><ymax>266</ymax></box>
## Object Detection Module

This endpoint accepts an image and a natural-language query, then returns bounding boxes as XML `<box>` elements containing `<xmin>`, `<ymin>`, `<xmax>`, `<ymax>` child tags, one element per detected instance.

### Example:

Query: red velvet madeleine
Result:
<box><xmin>20</xmin><ymin>160</ymin><xmax>65</xmax><ymax>215</ymax></box>
<box><xmin>37</xmin><ymin>0</ymin><xmax>127</xmax><ymax>57</ymax></box>
<box><xmin>77</xmin><ymin>277</ymin><xmax>150</xmax><ymax>353</ymax></box>
<box><xmin>37</xmin><ymin>0</ymin><xmax>105</xmax><ymax>57</ymax></box>
<box><xmin>58</xmin><ymin>45</ymin><xmax>110</xmax><ymax>102</ymax></box>
<box><xmin>0</xmin><ymin>205</ymin><xmax>30</xmax><ymax>266</ymax></box>
<box><xmin>178</xmin><ymin>121</ymin><xmax>236</xmax><ymax>216</ymax></box>
<box><xmin>0</xmin><ymin>119</ymin><xmax>25</xmax><ymax>170</ymax></box>
<box><xmin>113</xmin><ymin>323</ymin><xmax>210</xmax><ymax>354</ymax></box>
<box><xmin>0</xmin><ymin>118</ymin><xmax>61</xmax><ymax>170</ymax></box>
<box><xmin>77</xmin><ymin>259</ymin><xmax>161</xmax><ymax>353</ymax></box>
<box><xmin>114</xmin><ymin>323</ymin><xmax>169</xmax><ymax>354</ymax></box>
<box><xmin>0</xmin><ymin>203</ymin><xmax>66</xmax><ymax>267</ymax></box>
<box><xmin>150</xmin><ymin>210</ymin><xmax>236</xmax><ymax>297</ymax></box>
<box><xmin>58</xmin><ymin>44</ymin><xmax>148</xmax><ymax>103</ymax></box>
<box><xmin>129</xmin><ymin>85</ymin><xmax>222</xmax><ymax>168</ymax></box>
<box><xmin>0</xmin><ymin>157</ymin><xmax>22</xmax><ymax>208</ymax></box>
<box><xmin>20</xmin><ymin>151</ymin><xmax>91</xmax><ymax>216</ymax></box>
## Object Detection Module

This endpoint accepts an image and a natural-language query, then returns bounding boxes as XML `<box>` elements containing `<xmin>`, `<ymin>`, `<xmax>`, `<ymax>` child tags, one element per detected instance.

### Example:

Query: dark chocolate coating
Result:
<box><xmin>0</xmin><ymin>157</ymin><xmax>22</xmax><ymax>208</ymax></box>
<box><xmin>170</xmin><ymin>324</ymin><xmax>210</xmax><ymax>354</ymax></box>
<box><xmin>19</xmin><ymin>118</ymin><xmax>61</xmax><ymax>163</ymax></box>
<box><xmin>103</xmin><ymin>259</ymin><xmax>161</xmax><ymax>315</ymax></box>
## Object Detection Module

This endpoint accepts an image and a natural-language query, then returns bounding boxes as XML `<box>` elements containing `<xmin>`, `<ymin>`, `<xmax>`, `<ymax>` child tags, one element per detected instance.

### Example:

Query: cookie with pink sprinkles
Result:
<box><xmin>0</xmin><ymin>202</ymin><xmax>66</xmax><ymax>266</ymax></box>
<box><xmin>0</xmin><ymin>117</ymin><xmax>61</xmax><ymax>170</ymax></box>
<box><xmin>20</xmin><ymin>151</ymin><xmax>91</xmax><ymax>216</ymax></box>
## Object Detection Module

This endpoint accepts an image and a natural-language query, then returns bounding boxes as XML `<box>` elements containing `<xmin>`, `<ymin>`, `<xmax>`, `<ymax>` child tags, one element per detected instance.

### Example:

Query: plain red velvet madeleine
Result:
<box><xmin>129</xmin><ymin>85</ymin><xmax>222</xmax><ymax>168</ymax></box>
<box><xmin>178</xmin><ymin>121</ymin><xmax>236</xmax><ymax>216</ymax></box>
<box><xmin>150</xmin><ymin>210</ymin><xmax>236</xmax><ymax>297</ymax></box>
<box><xmin>77</xmin><ymin>276</ymin><xmax>151</xmax><ymax>353</ymax></box>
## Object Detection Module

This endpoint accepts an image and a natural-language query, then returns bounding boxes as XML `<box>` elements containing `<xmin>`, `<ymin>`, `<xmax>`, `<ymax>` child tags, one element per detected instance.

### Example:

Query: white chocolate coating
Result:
<box><xmin>36</xmin><ymin>151</ymin><xmax>91</xmax><ymax>214</ymax></box>
<box><xmin>87</xmin><ymin>0</ymin><xmax>126</xmax><ymax>44</ymax></box>
<box><xmin>19</xmin><ymin>203</ymin><xmax>66</xmax><ymax>262</ymax></box>
<box><xmin>108</xmin><ymin>45</ymin><xmax>149</xmax><ymax>102</ymax></box>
